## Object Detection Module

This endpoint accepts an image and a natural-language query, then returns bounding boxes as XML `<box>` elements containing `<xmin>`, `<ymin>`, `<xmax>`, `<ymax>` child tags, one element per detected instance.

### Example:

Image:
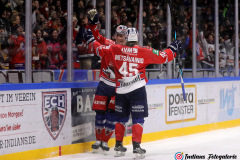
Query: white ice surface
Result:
<box><xmin>42</xmin><ymin>126</ymin><xmax>240</xmax><ymax>160</ymax></box>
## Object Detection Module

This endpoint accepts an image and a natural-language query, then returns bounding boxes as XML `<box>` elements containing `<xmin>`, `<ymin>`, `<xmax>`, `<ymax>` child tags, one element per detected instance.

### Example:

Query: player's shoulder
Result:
<box><xmin>109</xmin><ymin>44</ymin><xmax>123</xmax><ymax>49</ymax></box>
<box><xmin>133</xmin><ymin>45</ymin><xmax>152</xmax><ymax>52</ymax></box>
<box><xmin>105</xmin><ymin>39</ymin><xmax>115</xmax><ymax>45</ymax></box>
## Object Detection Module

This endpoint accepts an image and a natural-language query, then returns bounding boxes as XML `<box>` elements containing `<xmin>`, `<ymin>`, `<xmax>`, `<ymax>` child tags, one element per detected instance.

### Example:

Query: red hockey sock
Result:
<box><xmin>102</xmin><ymin>129</ymin><xmax>114</xmax><ymax>142</ymax></box>
<box><xmin>132</xmin><ymin>124</ymin><xmax>143</xmax><ymax>143</ymax></box>
<box><xmin>95</xmin><ymin>128</ymin><xmax>105</xmax><ymax>141</ymax></box>
<box><xmin>115</xmin><ymin>123</ymin><xmax>125</xmax><ymax>141</ymax></box>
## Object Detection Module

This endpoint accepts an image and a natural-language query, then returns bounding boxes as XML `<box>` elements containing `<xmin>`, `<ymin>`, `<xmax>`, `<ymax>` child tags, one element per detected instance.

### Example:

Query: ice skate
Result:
<box><xmin>133</xmin><ymin>141</ymin><xmax>146</xmax><ymax>159</ymax></box>
<box><xmin>91</xmin><ymin>141</ymin><xmax>101</xmax><ymax>153</ymax></box>
<box><xmin>114</xmin><ymin>140</ymin><xmax>127</xmax><ymax>157</ymax></box>
<box><xmin>100</xmin><ymin>142</ymin><xmax>110</xmax><ymax>155</ymax></box>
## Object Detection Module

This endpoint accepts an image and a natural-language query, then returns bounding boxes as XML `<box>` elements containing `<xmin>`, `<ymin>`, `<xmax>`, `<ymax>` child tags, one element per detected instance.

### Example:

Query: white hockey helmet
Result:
<box><xmin>126</xmin><ymin>27</ymin><xmax>138</xmax><ymax>42</ymax></box>
<box><xmin>116</xmin><ymin>25</ymin><xmax>127</xmax><ymax>35</ymax></box>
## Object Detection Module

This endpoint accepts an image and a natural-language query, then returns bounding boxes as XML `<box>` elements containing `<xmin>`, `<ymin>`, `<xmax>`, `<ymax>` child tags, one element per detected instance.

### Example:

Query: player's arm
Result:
<box><xmin>87</xmin><ymin>9</ymin><xmax>114</xmax><ymax>46</ymax></box>
<box><xmin>142</xmin><ymin>40</ymin><xmax>182</xmax><ymax>64</ymax></box>
<box><xmin>83</xmin><ymin>28</ymin><xmax>111</xmax><ymax>58</ymax></box>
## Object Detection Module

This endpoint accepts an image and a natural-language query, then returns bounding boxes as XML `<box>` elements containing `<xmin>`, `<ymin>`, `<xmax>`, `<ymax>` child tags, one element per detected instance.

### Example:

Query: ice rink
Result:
<box><xmin>42</xmin><ymin>126</ymin><xmax>240</xmax><ymax>160</ymax></box>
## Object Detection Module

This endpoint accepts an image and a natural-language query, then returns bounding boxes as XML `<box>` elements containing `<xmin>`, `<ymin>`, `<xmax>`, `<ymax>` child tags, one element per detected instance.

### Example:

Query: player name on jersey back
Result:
<box><xmin>115</xmin><ymin>55</ymin><xmax>144</xmax><ymax>64</ymax></box>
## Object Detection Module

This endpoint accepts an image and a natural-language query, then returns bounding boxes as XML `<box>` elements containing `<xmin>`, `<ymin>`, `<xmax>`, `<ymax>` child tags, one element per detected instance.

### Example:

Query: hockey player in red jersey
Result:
<box><xmin>84</xmin><ymin>27</ymin><xmax>182</xmax><ymax>158</ymax></box>
<box><xmin>86</xmin><ymin>9</ymin><xmax>128</xmax><ymax>153</ymax></box>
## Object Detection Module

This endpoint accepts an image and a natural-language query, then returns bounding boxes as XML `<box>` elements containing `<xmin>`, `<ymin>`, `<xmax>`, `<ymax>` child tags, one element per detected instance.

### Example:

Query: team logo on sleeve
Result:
<box><xmin>160</xmin><ymin>52</ymin><xmax>167</xmax><ymax>58</ymax></box>
<box><xmin>42</xmin><ymin>91</ymin><xmax>67</xmax><ymax>140</ymax></box>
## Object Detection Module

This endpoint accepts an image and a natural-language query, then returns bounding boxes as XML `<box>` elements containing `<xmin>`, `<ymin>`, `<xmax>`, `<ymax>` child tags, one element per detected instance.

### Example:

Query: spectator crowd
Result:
<box><xmin>0</xmin><ymin>0</ymin><xmax>238</xmax><ymax>70</ymax></box>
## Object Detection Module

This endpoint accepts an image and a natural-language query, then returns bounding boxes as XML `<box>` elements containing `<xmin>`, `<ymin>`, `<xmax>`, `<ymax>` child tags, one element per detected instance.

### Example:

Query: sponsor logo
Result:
<box><xmin>198</xmin><ymin>98</ymin><xmax>215</xmax><ymax>105</ymax></box>
<box><xmin>42</xmin><ymin>91</ymin><xmax>67</xmax><ymax>140</ymax></box>
<box><xmin>165</xmin><ymin>85</ymin><xmax>197</xmax><ymax>124</ymax></box>
<box><xmin>132</xmin><ymin>105</ymin><xmax>144</xmax><ymax>113</ymax></box>
<box><xmin>93</xmin><ymin>100</ymin><xmax>106</xmax><ymax>105</ymax></box>
<box><xmin>148</xmin><ymin>103</ymin><xmax>164</xmax><ymax>110</ymax></box>
<box><xmin>0</xmin><ymin>136</ymin><xmax>36</xmax><ymax>149</ymax></box>
<box><xmin>115</xmin><ymin>105</ymin><xmax>122</xmax><ymax>113</ymax></box>
<box><xmin>119</xmin><ymin>74</ymin><xmax>141</xmax><ymax>88</ymax></box>
<box><xmin>121</xmin><ymin>47</ymin><xmax>138</xmax><ymax>55</ymax></box>
<box><xmin>72</xmin><ymin>122</ymin><xmax>93</xmax><ymax>142</ymax></box>
<box><xmin>220</xmin><ymin>85</ymin><xmax>236</xmax><ymax>116</ymax></box>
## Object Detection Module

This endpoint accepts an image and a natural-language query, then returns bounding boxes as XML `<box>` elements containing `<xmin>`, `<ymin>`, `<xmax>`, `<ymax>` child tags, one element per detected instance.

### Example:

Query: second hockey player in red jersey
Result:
<box><xmin>84</xmin><ymin>27</ymin><xmax>182</xmax><ymax>158</ymax></box>
<box><xmin>86</xmin><ymin>9</ymin><xmax>128</xmax><ymax>153</ymax></box>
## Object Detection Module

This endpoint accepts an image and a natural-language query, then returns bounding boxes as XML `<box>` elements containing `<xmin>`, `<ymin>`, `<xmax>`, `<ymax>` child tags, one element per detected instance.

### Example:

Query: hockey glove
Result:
<box><xmin>83</xmin><ymin>28</ymin><xmax>95</xmax><ymax>45</ymax></box>
<box><xmin>168</xmin><ymin>40</ymin><xmax>182</xmax><ymax>56</ymax></box>
<box><xmin>87</xmin><ymin>9</ymin><xmax>99</xmax><ymax>25</ymax></box>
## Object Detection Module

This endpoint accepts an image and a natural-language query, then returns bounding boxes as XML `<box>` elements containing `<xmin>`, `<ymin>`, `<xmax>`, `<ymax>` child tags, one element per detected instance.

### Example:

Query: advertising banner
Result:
<box><xmin>144</xmin><ymin>81</ymin><xmax>240</xmax><ymax>134</ymax></box>
<box><xmin>71</xmin><ymin>88</ymin><xmax>96</xmax><ymax>144</ymax></box>
<box><xmin>0</xmin><ymin>89</ymin><xmax>71</xmax><ymax>155</ymax></box>
<box><xmin>165</xmin><ymin>85</ymin><xmax>197</xmax><ymax>124</ymax></box>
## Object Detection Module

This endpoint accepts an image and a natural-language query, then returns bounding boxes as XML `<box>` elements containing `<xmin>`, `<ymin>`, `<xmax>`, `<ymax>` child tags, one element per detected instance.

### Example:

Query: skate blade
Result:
<box><xmin>101</xmin><ymin>149</ymin><xmax>108</xmax><ymax>155</ymax></box>
<box><xmin>134</xmin><ymin>153</ymin><xmax>145</xmax><ymax>159</ymax></box>
<box><xmin>92</xmin><ymin>149</ymin><xmax>99</xmax><ymax>153</ymax></box>
<box><xmin>114</xmin><ymin>151</ymin><xmax>125</xmax><ymax>157</ymax></box>
<box><xmin>92</xmin><ymin>148</ymin><xmax>108</xmax><ymax>155</ymax></box>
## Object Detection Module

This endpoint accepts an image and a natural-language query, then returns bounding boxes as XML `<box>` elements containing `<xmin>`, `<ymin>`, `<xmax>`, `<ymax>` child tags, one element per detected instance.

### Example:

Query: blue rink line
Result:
<box><xmin>0</xmin><ymin>77</ymin><xmax>240</xmax><ymax>91</ymax></box>
<box><xmin>147</xmin><ymin>76</ymin><xmax>240</xmax><ymax>85</ymax></box>
<box><xmin>0</xmin><ymin>82</ymin><xmax>99</xmax><ymax>91</ymax></box>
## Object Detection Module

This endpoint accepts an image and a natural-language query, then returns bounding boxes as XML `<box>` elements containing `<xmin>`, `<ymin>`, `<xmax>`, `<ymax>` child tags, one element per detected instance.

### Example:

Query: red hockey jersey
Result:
<box><xmin>88</xmin><ymin>24</ymin><xmax>116</xmax><ymax>86</ymax></box>
<box><xmin>89</xmin><ymin>40</ymin><xmax>175</xmax><ymax>94</ymax></box>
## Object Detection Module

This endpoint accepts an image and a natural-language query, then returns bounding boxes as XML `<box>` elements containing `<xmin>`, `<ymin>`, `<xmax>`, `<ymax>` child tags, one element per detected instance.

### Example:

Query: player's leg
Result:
<box><xmin>92</xmin><ymin>111</ymin><xmax>106</xmax><ymax>151</ymax></box>
<box><xmin>101</xmin><ymin>109</ymin><xmax>115</xmax><ymax>151</ymax></box>
<box><xmin>114</xmin><ymin>93</ymin><xmax>130</xmax><ymax>157</ymax></box>
<box><xmin>102</xmin><ymin>96</ymin><xmax>116</xmax><ymax>145</ymax></box>
<box><xmin>99</xmin><ymin>85</ymin><xmax>116</xmax><ymax>152</ymax></box>
<box><xmin>114</xmin><ymin>117</ymin><xmax>129</xmax><ymax>157</ymax></box>
<box><xmin>132</xmin><ymin>118</ymin><xmax>146</xmax><ymax>159</ymax></box>
<box><xmin>130</xmin><ymin>86</ymin><xmax>148</xmax><ymax>159</ymax></box>
<box><xmin>91</xmin><ymin>82</ymin><xmax>109</xmax><ymax>151</ymax></box>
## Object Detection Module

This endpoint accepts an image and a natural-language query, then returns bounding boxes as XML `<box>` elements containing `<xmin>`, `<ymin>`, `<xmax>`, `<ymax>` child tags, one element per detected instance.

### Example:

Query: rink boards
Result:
<box><xmin>0</xmin><ymin>77</ymin><xmax>240</xmax><ymax>160</ymax></box>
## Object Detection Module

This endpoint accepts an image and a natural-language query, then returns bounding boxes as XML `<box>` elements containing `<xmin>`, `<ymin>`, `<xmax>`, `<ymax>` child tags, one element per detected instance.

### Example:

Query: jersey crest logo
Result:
<box><xmin>42</xmin><ymin>91</ymin><xmax>67</xmax><ymax>140</ymax></box>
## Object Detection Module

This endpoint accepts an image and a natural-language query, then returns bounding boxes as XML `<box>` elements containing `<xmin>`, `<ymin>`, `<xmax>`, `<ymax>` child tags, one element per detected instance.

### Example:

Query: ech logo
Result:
<box><xmin>175</xmin><ymin>152</ymin><xmax>184</xmax><ymax>160</ymax></box>
<box><xmin>42</xmin><ymin>91</ymin><xmax>67</xmax><ymax>140</ymax></box>
<box><xmin>165</xmin><ymin>85</ymin><xmax>197</xmax><ymax>124</ymax></box>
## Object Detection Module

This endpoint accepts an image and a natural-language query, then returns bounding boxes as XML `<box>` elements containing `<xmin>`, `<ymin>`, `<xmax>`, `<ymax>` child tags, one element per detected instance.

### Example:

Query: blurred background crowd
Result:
<box><xmin>0</xmin><ymin>0</ymin><xmax>238</xmax><ymax>70</ymax></box>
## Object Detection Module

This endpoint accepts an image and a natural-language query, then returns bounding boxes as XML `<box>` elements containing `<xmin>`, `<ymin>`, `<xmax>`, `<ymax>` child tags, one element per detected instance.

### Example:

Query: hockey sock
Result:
<box><xmin>95</xmin><ymin>111</ymin><xmax>106</xmax><ymax>141</ymax></box>
<box><xmin>115</xmin><ymin>123</ymin><xmax>125</xmax><ymax>142</ymax></box>
<box><xmin>132</xmin><ymin>123</ymin><xmax>143</xmax><ymax>143</ymax></box>
<box><xmin>95</xmin><ymin>127</ymin><xmax>105</xmax><ymax>141</ymax></box>
<box><xmin>102</xmin><ymin>129</ymin><xmax>114</xmax><ymax>142</ymax></box>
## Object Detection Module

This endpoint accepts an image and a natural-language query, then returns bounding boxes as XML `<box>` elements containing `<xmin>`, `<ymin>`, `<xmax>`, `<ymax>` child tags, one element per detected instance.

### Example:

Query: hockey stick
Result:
<box><xmin>167</xmin><ymin>0</ymin><xmax>186</xmax><ymax>101</ymax></box>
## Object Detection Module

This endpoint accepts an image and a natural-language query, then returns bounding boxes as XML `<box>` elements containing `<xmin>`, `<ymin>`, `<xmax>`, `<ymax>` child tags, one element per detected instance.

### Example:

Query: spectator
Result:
<box><xmin>120</xmin><ymin>11</ymin><xmax>127</xmax><ymax>24</ymax></box>
<box><xmin>11</xmin><ymin>15</ymin><xmax>21</xmax><ymax>27</ymax></box>
<box><xmin>8</xmin><ymin>24</ymin><xmax>25</xmax><ymax>69</ymax></box>
<box><xmin>32</xmin><ymin>29</ymin><xmax>48</xmax><ymax>69</ymax></box>
<box><xmin>46</xmin><ymin>29</ymin><xmax>63</xmax><ymax>69</ymax></box>
<box><xmin>199</xmin><ymin>31</ymin><xmax>215</xmax><ymax>68</ymax></box>
<box><xmin>126</xmin><ymin>21</ymin><xmax>132</xmax><ymax>28</ymax></box>
<box><xmin>0</xmin><ymin>25</ymin><xmax>9</xmax><ymax>69</ymax></box>
<box><xmin>0</xmin><ymin>8</ymin><xmax>11</xmax><ymax>33</ymax></box>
